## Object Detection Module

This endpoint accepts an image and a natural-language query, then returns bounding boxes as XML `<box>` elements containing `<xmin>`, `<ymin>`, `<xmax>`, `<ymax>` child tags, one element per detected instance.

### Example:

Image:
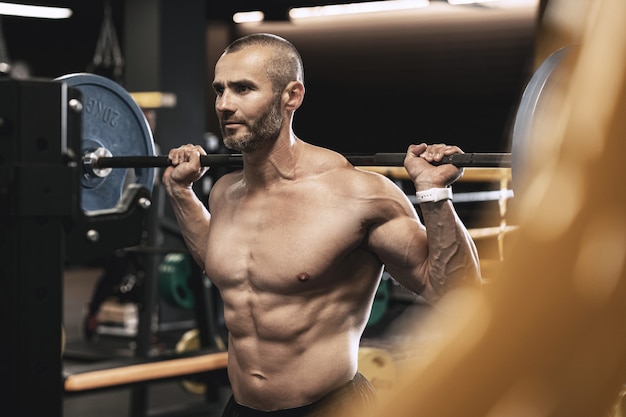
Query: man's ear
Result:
<box><xmin>284</xmin><ymin>81</ymin><xmax>305</xmax><ymax>111</ymax></box>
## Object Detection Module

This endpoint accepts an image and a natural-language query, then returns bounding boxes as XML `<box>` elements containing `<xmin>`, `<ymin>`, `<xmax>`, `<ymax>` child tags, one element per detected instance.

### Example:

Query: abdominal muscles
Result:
<box><xmin>222</xmin><ymin>284</ymin><xmax>367</xmax><ymax>410</ymax></box>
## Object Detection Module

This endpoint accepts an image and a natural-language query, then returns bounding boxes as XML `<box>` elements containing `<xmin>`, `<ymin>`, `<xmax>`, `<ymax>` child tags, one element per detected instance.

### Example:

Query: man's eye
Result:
<box><xmin>238</xmin><ymin>85</ymin><xmax>250</xmax><ymax>93</ymax></box>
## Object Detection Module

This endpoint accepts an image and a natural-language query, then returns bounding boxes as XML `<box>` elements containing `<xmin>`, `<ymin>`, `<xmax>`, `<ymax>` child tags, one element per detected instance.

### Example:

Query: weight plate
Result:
<box><xmin>511</xmin><ymin>47</ymin><xmax>570</xmax><ymax>192</ymax></box>
<box><xmin>175</xmin><ymin>328</ymin><xmax>207</xmax><ymax>395</ymax></box>
<box><xmin>159</xmin><ymin>253</ymin><xmax>195</xmax><ymax>310</ymax></box>
<box><xmin>55</xmin><ymin>73</ymin><xmax>156</xmax><ymax>213</ymax></box>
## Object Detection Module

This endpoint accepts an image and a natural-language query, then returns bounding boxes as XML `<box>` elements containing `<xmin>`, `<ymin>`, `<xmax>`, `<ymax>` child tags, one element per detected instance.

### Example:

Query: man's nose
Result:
<box><xmin>216</xmin><ymin>90</ymin><xmax>235</xmax><ymax>112</ymax></box>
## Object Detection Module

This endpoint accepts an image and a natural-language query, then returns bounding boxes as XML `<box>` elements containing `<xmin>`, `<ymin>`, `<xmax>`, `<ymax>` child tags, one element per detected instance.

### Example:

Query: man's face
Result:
<box><xmin>213</xmin><ymin>48</ymin><xmax>284</xmax><ymax>152</ymax></box>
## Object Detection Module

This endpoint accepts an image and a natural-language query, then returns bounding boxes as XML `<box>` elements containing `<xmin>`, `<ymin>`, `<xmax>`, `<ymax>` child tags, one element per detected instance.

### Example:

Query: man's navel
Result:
<box><xmin>297</xmin><ymin>272</ymin><xmax>311</xmax><ymax>282</ymax></box>
<box><xmin>251</xmin><ymin>372</ymin><xmax>267</xmax><ymax>380</ymax></box>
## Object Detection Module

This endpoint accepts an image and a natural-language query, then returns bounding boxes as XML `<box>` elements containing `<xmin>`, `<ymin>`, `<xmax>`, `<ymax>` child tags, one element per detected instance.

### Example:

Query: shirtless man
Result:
<box><xmin>163</xmin><ymin>33</ymin><xmax>481</xmax><ymax>416</ymax></box>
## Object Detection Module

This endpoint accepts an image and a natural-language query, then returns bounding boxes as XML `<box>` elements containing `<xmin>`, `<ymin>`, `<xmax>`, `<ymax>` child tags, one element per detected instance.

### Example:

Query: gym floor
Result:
<box><xmin>62</xmin><ymin>267</ymin><xmax>231</xmax><ymax>417</ymax></box>
<box><xmin>62</xmin><ymin>266</ymin><xmax>437</xmax><ymax>417</ymax></box>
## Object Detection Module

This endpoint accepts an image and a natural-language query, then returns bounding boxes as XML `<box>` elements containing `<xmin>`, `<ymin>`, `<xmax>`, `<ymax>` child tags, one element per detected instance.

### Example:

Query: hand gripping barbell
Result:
<box><xmin>56</xmin><ymin>46</ymin><xmax>568</xmax><ymax>214</ymax></box>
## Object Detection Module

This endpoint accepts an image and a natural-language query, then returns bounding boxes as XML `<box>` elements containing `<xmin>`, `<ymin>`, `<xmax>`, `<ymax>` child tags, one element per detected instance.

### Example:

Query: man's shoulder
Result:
<box><xmin>208</xmin><ymin>170</ymin><xmax>243</xmax><ymax>201</ymax></box>
<box><xmin>303</xmin><ymin>143</ymin><xmax>347</xmax><ymax>166</ymax></box>
<box><xmin>308</xmin><ymin>147</ymin><xmax>407</xmax><ymax>197</ymax></box>
<box><xmin>305</xmin><ymin>144</ymin><xmax>371</xmax><ymax>176</ymax></box>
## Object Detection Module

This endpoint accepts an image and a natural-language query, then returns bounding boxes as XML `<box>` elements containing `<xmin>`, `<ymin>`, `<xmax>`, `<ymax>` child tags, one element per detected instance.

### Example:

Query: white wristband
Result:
<box><xmin>415</xmin><ymin>187</ymin><xmax>453</xmax><ymax>203</ymax></box>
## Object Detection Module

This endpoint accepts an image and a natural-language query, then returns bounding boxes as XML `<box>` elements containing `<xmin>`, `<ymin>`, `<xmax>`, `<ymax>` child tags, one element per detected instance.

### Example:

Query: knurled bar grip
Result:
<box><xmin>368</xmin><ymin>153</ymin><xmax>511</xmax><ymax>167</ymax></box>
<box><xmin>91</xmin><ymin>152</ymin><xmax>512</xmax><ymax>169</ymax></box>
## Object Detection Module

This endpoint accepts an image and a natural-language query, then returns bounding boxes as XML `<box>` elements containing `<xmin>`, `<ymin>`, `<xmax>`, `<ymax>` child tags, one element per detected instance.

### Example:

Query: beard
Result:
<box><xmin>221</xmin><ymin>96</ymin><xmax>282</xmax><ymax>153</ymax></box>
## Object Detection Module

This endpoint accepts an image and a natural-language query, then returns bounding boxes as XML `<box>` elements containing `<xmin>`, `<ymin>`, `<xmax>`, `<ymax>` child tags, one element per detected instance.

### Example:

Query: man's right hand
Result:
<box><xmin>404</xmin><ymin>143</ymin><xmax>464</xmax><ymax>191</ymax></box>
<box><xmin>162</xmin><ymin>144</ymin><xmax>209</xmax><ymax>193</ymax></box>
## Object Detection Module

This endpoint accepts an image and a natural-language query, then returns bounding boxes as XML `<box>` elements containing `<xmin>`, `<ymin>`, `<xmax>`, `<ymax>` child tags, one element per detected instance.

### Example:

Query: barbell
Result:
<box><xmin>54</xmin><ymin>46</ymin><xmax>568</xmax><ymax>213</ymax></box>
<box><xmin>86</xmin><ymin>151</ymin><xmax>512</xmax><ymax>170</ymax></box>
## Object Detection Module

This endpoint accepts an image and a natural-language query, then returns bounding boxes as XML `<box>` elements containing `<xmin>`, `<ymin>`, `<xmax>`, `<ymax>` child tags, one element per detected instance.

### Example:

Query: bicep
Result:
<box><xmin>366</xmin><ymin>204</ymin><xmax>430</xmax><ymax>295</ymax></box>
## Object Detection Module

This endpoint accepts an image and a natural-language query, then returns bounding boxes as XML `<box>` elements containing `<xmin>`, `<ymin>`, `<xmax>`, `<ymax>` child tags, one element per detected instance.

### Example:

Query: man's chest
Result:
<box><xmin>203</xmin><ymin>192</ymin><xmax>369</xmax><ymax>292</ymax></box>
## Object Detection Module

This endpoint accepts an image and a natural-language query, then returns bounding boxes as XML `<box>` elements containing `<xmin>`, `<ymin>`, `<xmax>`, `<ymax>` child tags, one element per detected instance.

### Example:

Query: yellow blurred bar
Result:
<box><xmin>359</xmin><ymin>166</ymin><xmax>511</xmax><ymax>183</ymax></box>
<box><xmin>129</xmin><ymin>91</ymin><xmax>177</xmax><ymax>109</ymax></box>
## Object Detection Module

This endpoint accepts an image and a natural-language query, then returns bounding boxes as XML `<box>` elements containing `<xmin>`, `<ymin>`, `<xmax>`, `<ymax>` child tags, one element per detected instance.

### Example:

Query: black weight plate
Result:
<box><xmin>55</xmin><ymin>73</ymin><xmax>156</xmax><ymax>213</ymax></box>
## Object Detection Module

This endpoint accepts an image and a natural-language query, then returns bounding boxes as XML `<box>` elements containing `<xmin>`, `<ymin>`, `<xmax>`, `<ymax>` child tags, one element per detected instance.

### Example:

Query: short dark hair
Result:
<box><xmin>224</xmin><ymin>33</ymin><xmax>304</xmax><ymax>92</ymax></box>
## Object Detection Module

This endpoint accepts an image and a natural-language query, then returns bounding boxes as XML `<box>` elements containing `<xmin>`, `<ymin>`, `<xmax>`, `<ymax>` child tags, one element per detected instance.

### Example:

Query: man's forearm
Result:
<box><xmin>419</xmin><ymin>200</ymin><xmax>482</xmax><ymax>302</ymax></box>
<box><xmin>167</xmin><ymin>187</ymin><xmax>211</xmax><ymax>268</ymax></box>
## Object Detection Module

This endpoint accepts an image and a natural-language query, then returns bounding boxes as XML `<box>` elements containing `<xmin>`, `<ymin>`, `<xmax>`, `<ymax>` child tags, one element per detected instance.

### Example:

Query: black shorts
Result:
<box><xmin>220</xmin><ymin>372</ymin><xmax>377</xmax><ymax>417</ymax></box>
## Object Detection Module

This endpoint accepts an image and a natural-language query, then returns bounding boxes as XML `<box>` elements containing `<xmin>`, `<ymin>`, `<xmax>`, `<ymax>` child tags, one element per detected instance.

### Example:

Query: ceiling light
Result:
<box><xmin>447</xmin><ymin>0</ymin><xmax>510</xmax><ymax>4</ymax></box>
<box><xmin>289</xmin><ymin>0</ymin><xmax>429</xmax><ymax>19</ymax></box>
<box><xmin>0</xmin><ymin>2</ymin><xmax>73</xmax><ymax>19</ymax></box>
<box><xmin>233</xmin><ymin>11</ymin><xmax>264</xmax><ymax>24</ymax></box>
<box><xmin>233</xmin><ymin>0</ymin><xmax>430</xmax><ymax>23</ymax></box>
<box><xmin>448</xmin><ymin>0</ymin><xmax>495</xmax><ymax>4</ymax></box>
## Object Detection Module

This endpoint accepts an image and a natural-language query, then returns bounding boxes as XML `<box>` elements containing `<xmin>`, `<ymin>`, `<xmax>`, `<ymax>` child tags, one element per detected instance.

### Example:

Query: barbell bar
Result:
<box><xmin>55</xmin><ymin>45</ymin><xmax>569</xmax><ymax>213</ymax></box>
<box><xmin>87</xmin><ymin>151</ymin><xmax>512</xmax><ymax>170</ymax></box>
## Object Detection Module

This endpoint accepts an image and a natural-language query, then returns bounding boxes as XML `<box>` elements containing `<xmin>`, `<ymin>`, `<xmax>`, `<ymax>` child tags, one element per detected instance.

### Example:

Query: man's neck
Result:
<box><xmin>241</xmin><ymin>133</ymin><xmax>302</xmax><ymax>188</ymax></box>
